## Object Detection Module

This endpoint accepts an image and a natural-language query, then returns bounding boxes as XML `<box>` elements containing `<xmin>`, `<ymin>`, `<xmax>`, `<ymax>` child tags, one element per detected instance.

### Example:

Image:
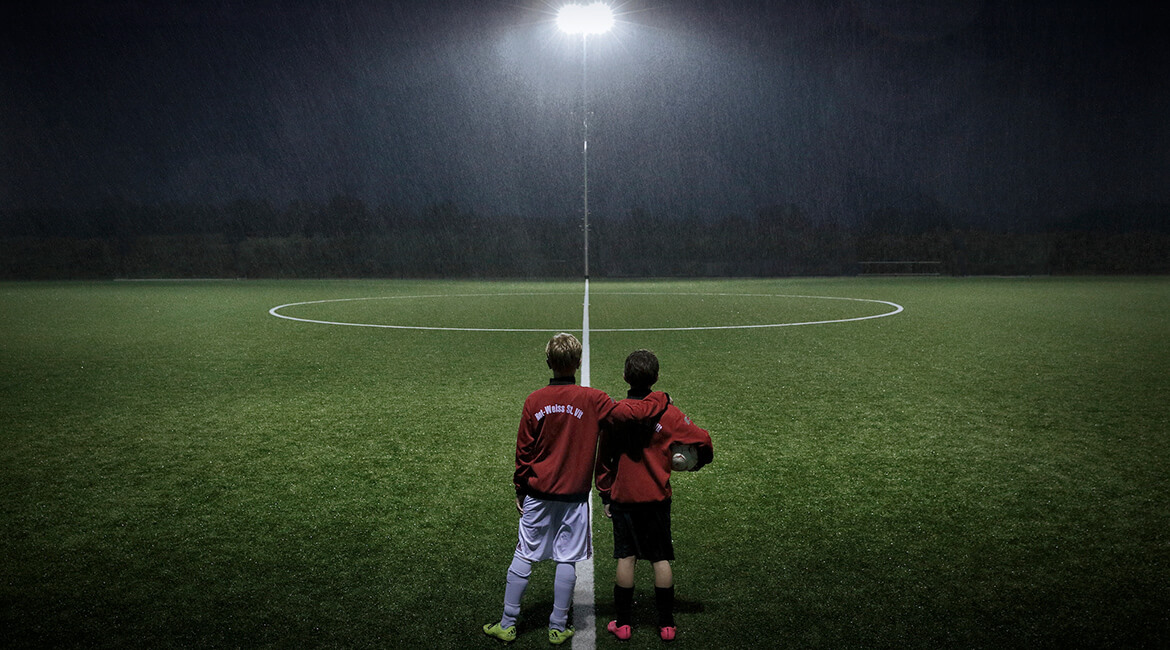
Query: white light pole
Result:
<box><xmin>557</xmin><ymin>3</ymin><xmax>613</xmax><ymax>279</ymax></box>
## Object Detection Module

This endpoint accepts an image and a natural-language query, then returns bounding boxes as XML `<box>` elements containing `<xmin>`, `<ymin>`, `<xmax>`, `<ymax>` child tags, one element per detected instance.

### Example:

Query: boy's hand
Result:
<box><xmin>604</xmin><ymin>503</ymin><xmax>612</xmax><ymax>519</ymax></box>
<box><xmin>515</xmin><ymin>496</ymin><xmax>524</xmax><ymax>514</ymax></box>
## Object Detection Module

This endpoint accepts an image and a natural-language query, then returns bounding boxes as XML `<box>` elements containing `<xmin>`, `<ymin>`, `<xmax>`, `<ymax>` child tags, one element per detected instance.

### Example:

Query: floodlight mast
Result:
<box><xmin>558</xmin><ymin>3</ymin><xmax>613</xmax><ymax>279</ymax></box>
<box><xmin>581</xmin><ymin>33</ymin><xmax>591</xmax><ymax>279</ymax></box>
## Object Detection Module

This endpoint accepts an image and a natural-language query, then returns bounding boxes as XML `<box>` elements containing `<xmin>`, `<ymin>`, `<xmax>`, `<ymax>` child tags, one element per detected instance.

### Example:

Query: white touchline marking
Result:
<box><xmin>268</xmin><ymin>292</ymin><xmax>904</xmax><ymax>332</ymax></box>
<box><xmin>582</xmin><ymin>282</ymin><xmax>592</xmax><ymax>388</ymax></box>
<box><xmin>573</xmin><ymin>547</ymin><xmax>596</xmax><ymax>650</ymax></box>
<box><xmin>574</xmin><ymin>279</ymin><xmax>595</xmax><ymax>650</ymax></box>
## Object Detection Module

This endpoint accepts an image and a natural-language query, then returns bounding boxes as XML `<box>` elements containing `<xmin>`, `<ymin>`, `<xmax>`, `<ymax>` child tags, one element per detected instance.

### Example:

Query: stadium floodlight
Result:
<box><xmin>556</xmin><ymin>2</ymin><xmax>615</xmax><ymax>35</ymax></box>
<box><xmin>558</xmin><ymin>3</ymin><xmax>614</xmax><ymax>279</ymax></box>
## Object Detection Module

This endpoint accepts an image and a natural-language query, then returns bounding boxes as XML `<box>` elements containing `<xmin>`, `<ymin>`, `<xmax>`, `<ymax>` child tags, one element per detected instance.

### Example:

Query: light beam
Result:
<box><xmin>557</xmin><ymin>3</ymin><xmax>613</xmax><ymax>279</ymax></box>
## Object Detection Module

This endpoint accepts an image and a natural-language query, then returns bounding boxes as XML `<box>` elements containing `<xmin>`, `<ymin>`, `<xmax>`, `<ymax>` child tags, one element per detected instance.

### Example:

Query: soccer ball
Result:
<box><xmin>670</xmin><ymin>443</ymin><xmax>698</xmax><ymax>471</ymax></box>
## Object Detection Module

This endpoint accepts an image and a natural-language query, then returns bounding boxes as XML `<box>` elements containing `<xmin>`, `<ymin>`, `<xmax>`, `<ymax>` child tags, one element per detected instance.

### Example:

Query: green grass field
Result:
<box><xmin>2</xmin><ymin>277</ymin><xmax>1167</xmax><ymax>649</ymax></box>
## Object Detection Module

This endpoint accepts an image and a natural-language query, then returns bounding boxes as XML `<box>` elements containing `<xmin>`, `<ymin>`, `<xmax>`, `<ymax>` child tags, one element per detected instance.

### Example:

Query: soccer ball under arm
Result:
<box><xmin>669</xmin><ymin>443</ymin><xmax>698</xmax><ymax>471</ymax></box>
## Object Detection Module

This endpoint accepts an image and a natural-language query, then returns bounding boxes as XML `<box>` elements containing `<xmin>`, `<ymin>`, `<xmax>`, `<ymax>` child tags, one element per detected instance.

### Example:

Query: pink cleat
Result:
<box><xmin>607</xmin><ymin>620</ymin><xmax>632</xmax><ymax>640</ymax></box>
<box><xmin>660</xmin><ymin>626</ymin><xmax>677</xmax><ymax>641</ymax></box>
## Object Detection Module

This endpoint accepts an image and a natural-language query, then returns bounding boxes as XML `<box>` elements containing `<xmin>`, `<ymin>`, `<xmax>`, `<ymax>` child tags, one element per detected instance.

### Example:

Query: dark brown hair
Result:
<box><xmin>623</xmin><ymin>349</ymin><xmax>659</xmax><ymax>388</ymax></box>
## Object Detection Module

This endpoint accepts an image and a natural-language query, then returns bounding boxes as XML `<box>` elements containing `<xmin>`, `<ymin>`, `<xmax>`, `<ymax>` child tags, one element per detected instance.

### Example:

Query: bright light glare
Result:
<box><xmin>556</xmin><ymin>3</ymin><xmax>615</xmax><ymax>35</ymax></box>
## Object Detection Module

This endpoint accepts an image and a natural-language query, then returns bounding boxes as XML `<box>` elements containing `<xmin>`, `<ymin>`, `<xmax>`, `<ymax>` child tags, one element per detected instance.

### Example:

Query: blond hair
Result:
<box><xmin>546</xmin><ymin>332</ymin><xmax>582</xmax><ymax>375</ymax></box>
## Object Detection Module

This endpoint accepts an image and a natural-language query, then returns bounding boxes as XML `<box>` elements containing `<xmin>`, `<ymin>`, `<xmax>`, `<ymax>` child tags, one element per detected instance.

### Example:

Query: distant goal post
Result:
<box><xmin>858</xmin><ymin>260</ymin><xmax>942</xmax><ymax>276</ymax></box>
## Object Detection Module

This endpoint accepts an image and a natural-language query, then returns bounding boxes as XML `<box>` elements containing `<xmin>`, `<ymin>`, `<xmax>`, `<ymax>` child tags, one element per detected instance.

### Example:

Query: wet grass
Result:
<box><xmin>2</xmin><ymin>277</ymin><xmax>1168</xmax><ymax>648</ymax></box>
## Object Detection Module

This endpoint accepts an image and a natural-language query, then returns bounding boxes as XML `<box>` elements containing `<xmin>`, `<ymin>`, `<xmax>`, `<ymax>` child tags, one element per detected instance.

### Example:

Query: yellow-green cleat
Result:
<box><xmin>483</xmin><ymin>622</ymin><xmax>517</xmax><ymax>643</ymax></box>
<box><xmin>548</xmin><ymin>626</ymin><xmax>574</xmax><ymax>645</ymax></box>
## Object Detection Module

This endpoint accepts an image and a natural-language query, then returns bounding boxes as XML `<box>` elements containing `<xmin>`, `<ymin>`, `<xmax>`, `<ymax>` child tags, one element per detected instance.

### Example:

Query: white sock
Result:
<box><xmin>550</xmin><ymin>562</ymin><xmax>576</xmax><ymax>630</ymax></box>
<box><xmin>500</xmin><ymin>555</ymin><xmax>532</xmax><ymax>628</ymax></box>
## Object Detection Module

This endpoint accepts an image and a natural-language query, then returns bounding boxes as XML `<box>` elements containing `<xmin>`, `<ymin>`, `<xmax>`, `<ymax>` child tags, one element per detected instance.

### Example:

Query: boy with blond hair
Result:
<box><xmin>597</xmin><ymin>349</ymin><xmax>713</xmax><ymax>642</ymax></box>
<box><xmin>484</xmin><ymin>333</ymin><xmax>669</xmax><ymax>645</ymax></box>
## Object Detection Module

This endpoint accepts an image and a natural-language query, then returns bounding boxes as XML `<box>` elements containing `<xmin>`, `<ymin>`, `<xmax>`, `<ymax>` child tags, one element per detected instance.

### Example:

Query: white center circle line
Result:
<box><xmin>268</xmin><ymin>292</ymin><xmax>904</xmax><ymax>332</ymax></box>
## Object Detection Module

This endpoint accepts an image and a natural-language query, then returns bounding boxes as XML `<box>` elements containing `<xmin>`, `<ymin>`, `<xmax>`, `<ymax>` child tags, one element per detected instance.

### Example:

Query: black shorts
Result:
<box><xmin>610</xmin><ymin>500</ymin><xmax>674</xmax><ymax>562</ymax></box>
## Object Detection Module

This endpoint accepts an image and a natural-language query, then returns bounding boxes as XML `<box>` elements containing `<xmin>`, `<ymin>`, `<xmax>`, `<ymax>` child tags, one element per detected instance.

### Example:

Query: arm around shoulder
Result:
<box><xmin>605</xmin><ymin>390</ymin><xmax>669</xmax><ymax>425</ymax></box>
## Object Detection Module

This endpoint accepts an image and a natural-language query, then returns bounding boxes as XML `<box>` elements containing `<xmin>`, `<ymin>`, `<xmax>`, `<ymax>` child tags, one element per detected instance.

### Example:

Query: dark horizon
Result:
<box><xmin>4</xmin><ymin>1</ymin><xmax>1169</xmax><ymax>228</ymax></box>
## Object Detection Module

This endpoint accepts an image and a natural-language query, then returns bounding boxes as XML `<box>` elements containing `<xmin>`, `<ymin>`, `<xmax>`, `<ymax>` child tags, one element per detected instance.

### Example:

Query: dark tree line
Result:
<box><xmin>2</xmin><ymin>198</ymin><xmax>1167</xmax><ymax>279</ymax></box>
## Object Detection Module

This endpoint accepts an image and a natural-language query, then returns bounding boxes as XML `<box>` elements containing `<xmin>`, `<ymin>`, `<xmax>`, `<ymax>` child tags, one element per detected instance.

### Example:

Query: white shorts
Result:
<box><xmin>514</xmin><ymin>495</ymin><xmax>592</xmax><ymax>563</ymax></box>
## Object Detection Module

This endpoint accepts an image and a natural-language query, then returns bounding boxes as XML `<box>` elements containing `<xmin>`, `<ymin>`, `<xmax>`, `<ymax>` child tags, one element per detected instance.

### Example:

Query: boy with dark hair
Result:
<box><xmin>484</xmin><ymin>334</ymin><xmax>669</xmax><ymax>645</ymax></box>
<box><xmin>597</xmin><ymin>349</ymin><xmax>713</xmax><ymax>642</ymax></box>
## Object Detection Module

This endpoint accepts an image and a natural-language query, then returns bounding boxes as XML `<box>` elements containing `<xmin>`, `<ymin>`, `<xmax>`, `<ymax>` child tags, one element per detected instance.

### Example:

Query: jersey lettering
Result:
<box><xmin>533</xmin><ymin>403</ymin><xmax>585</xmax><ymax>421</ymax></box>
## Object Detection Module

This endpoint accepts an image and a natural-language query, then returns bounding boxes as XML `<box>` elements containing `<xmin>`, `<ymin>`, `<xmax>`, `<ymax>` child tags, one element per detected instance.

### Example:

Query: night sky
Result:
<box><xmin>4</xmin><ymin>0</ymin><xmax>1169</xmax><ymax>226</ymax></box>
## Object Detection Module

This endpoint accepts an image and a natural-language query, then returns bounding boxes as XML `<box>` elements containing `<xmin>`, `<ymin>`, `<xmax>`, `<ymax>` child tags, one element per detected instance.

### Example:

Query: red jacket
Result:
<box><xmin>514</xmin><ymin>378</ymin><xmax>669</xmax><ymax>502</ymax></box>
<box><xmin>597</xmin><ymin>391</ymin><xmax>713</xmax><ymax>505</ymax></box>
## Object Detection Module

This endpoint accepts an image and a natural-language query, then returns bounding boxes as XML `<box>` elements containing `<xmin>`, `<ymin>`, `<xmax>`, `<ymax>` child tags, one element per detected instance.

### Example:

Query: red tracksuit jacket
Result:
<box><xmin>514</xmin><ymin>378</ymin><xmax>670</xmax><ymax>502</ymax></box>
<box><xmin>596</xmin><ymin>390</ymin><xmax>713</xmax><ymax>505</ymax></box>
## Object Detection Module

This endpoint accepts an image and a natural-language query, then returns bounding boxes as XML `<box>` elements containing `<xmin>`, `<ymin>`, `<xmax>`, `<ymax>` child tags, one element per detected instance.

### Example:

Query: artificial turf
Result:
<box><xmin>2</xmin><ymin>277</ymin><xmax>1167</xmax><ymax>648</ymax></box>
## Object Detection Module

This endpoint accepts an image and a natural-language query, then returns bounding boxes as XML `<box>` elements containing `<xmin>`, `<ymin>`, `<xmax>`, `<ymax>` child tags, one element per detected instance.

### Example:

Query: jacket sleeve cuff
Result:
<box><xmin>697</xmin><ymin>446</ymin><xmax>714</xmax><ymax>467</ymax></box>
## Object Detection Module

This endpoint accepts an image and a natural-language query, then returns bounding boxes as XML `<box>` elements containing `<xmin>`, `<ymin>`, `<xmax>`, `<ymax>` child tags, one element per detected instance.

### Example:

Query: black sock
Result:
<box><xmin>614</xmin><ymin>584</ymin><xmax>634</xmax><ymax>626</ymax></box>
<box><xmin>655</xmin><ymin>586</ymin><xmax>675</xmax><ymax>627</ymax></box>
